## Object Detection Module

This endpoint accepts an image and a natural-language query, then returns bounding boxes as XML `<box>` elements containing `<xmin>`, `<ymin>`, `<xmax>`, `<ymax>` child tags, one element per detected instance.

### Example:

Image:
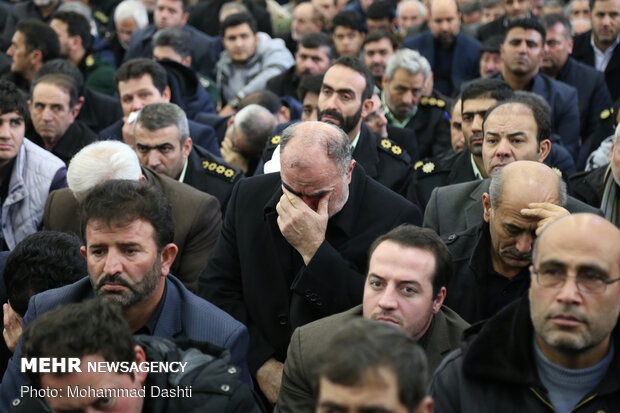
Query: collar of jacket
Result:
<box><xmin>467</xmin><ymin>221</ymin><xmax>493</xmax><ymax>282</ymax></box>
<box><xmin>263</xmin><ymin>162</ymin><xmax>368</xmax><ymax>237</ymax></box>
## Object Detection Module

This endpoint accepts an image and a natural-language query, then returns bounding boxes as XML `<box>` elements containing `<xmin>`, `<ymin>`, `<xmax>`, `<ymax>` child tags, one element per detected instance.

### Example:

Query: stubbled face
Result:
<box><xmin>313</xmin><ymin>0</ymin><xmax>337</xmax><ymax>27</ymax></box>
<box><xmin>7</xmin><ymin>31</ymin><xmax>32</xmax><ymax>75</ymax></box>
<box><xmin>462</xmin><ymin>97</ymin><xmax>497</xmax><ymax>157</ymax></box>
<box><xmin>302</xmin><ymin>92</ymin><xmax>319</xmax><ymax>121</ymax></box>
<box><xmin>591</xmin><ymin>0</ymin><xmax>620</xmax><ymax>49</ymax></box>
<box><xmin>50</xmin><ymin>19</ymin><xmax>71</xmax><ymax>58</ymax></box>
<box><xmin>363</xmin><ymin>241</ymin><xmax>443</xmax><ymax>340</ymax></box>
<box><xmin>428</xmin><ymin>0</ymin><xmax>460</xmax><ymax>48</ymax></box>
<box><xmin>0</xmin><ymin>111</ymin><xmax>25</xmax><ymax>168</ymax></box>
<box><xmin>504</xmin><ymin>0</ymin><xmax>530</xmax><ymax>19</ymax></box>
<box><xmin>116</xmin><ymin>17</ymin><xmax>139</xmax><ymax>48</ymax></box>
<box><xmin>41</xmin><ymin>355</ymin><xmax>144</xmax><ymax>413</ymax></box>
<box><xmin>481</xmin><ymin>5</ymin><xmax>504</xmax><ymax>24</ymax></box>
<box><xmin>317</xmin><ymin>368</ymin><xmax>410</xmax><ymax>413</ymax></box>
<box><xmin>134</xmin><ymin>123</ymin><xmax>190</xmax><ymax>180</ymax></box>
<box><xmin>222</xmin><ymin>23</ymin><xmax>259</xmax><ymax>64</ymax></box>
<box><xmin>501</xmin><ymin>27</ymin><xmax>543</xmax><ymax>78</ymax></box>
<box><xmin>83</xmin><ymin>219</ymin><xmax>166</xmax><ymax>310</ymax></box>
<box><xmin>382</xmin><ymin>69</ymin><xmax>425</xmax><ymax>121</ymax></box>
<box><xmin>295</xmin><ymin>46</ymin><xmax>332</xmax><ymax>78</ymax></box>
<box><xmin>29</xmin><ymin>82</ymin><xmax>78</xmax><ymax>147</ymax></box>
<box><xmin>450</xmin><ymin>99</ymin><xmax>465</xmax><ymax>153</ymax></box>
<box><xmin>363</xmin><ymin>38</ymin><xmax>394</xmax><ymax>82</ymax></box>
<box><xmin>480</xmin><ymin>51</ymin><xmax>502</xmax><ymax>77</ymax></box>
<box><xmin>332</xmin><ymin>26</ymin><xmax>364</xmax><ymax>57</ymax></box>
<box><xmin>542</xmin><ymin>22</ymin><xmax>572</xmax><ymax>75</ymax></box>
<box><xmin>154</xmin><ymin>0</ymin><xmax>187</xmax><ymax>29</ymax></box>
<box><xmin>529</xmin><ymin>218</ymin><xmax>620</xmax><ymax>362</ymax></box>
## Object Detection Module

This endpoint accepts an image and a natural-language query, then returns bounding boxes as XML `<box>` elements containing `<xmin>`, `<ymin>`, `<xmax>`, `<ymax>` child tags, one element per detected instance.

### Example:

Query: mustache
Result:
<box><xmin>319</xmin><ymin>109</ymin><xmax>344</xmax><ymax>125</ymax></box>
<box><xmin>504</xmin><ymin>248</ymin><xmax>532</xmax><ymax>260</ymax></box>
<box><xmin>95</xmin><ymin>273</ymin><xmax>133</xmax><ymax>290</ymax></box>
<box><xmin>547</xmin><ymin>305</ymin><xmax>589</xmax><ymax>324</ymax></box>
<box><xmin>370</xmin><ymin>310</ymin><xmax>403</xmax><ymax>325</ymax></box>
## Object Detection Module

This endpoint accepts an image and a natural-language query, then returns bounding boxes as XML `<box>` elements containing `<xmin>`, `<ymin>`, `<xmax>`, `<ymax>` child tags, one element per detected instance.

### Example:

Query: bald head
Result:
<box><xmin>428</xmin><ymin>0</ymin><xmax>460</xmax><ymax>47</ymax></box>
<box><xmin>489</xmin><ymin>161</ymin><xmax>565</xmax><ymax>211</ymax></box>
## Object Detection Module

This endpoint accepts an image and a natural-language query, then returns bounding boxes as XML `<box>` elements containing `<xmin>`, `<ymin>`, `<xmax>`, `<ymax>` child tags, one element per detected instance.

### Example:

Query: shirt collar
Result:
<box><xmin>350</xmin><ymin>130</ymin><xmax>361</xmax><ymax>152</ymax></box>
<box><xmin>381</xmin><ymin>90</ymin><xmax>417</xmax><ymax>128</ymax></box>
<box><xmin>178</xmin><ymin>157</ymin><xmax>189</xmax><ymax>182</ymax></box>
<box><xmin>470</xmin><ymin>154</ymin><xmax>484</xmax><ymax>180</ymax></box>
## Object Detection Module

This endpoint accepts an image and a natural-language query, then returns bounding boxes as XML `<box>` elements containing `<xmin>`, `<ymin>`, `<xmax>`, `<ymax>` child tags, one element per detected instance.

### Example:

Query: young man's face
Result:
<box><xmin>6</xmin><ymin>31</ymin><xmax>34</xmax><ymax>75</ymax></box>
<box><xmin>154</xmin><ymin>0</ymin><xmax>188</xmax><ymax>29</ymax></box>
<box><xmin>222</xmin><ymin>23</ymin><xmax>259</xmax><ymax>64</ymax></box>
<box><xmin>118</xmin><ymin>74</ymin><xmax>170</xmax><ymax>116</ymax></box>
<box><xmin>332</xmin><ymin>26</ymin><xmax>364</xmax><ymax>57</ymax></box>
<box><xmin>0</xmin><ymin>111</ymin><xmax>25</xmax><ymax>168</ymax></box>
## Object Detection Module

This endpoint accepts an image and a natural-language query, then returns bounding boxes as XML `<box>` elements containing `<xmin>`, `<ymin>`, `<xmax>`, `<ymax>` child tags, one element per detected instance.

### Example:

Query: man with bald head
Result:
<box><xmin>199</xmin><ymin>121</ymin><xmax>421</xmax><ymax>405</ymax></box>
<box><xmin>442</xmin><ymin>161</ymin><xmax>569</xmax><ymax>323</ymax></box>
<box><xmin>431</xmin><ymin>214</ymin><xmax>620</xmax><ymax>412</ymax></box>
<box><xmin>402</xmin><ymin>0</ymin><xmax>481</xmax><ymax>96</ymax></box>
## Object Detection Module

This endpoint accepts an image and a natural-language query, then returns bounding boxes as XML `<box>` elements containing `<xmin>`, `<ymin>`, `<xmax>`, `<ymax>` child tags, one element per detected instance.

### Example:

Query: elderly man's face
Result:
<box><xmin>29</xmin><ymin>82</ymin><xmax>79</xmax><ymax>148</ymax></box>
<box><xmin>81</xmin><ymin>218</ymin><xmax>174</xmax><ymax>310</ymax></box>
<box><xmin>482</xmin><ymin>103</ymin><xmax>549</xmax><ymax>175</ymax></box>
<box><xmin>382</xmin><ymin>69</ymin><xmax>425</xmax><ymax>122</ymax></box>
<box><xmin>134</xmin><ymin>123</ymin><xmax>191</xmax><ymax>180</ymax></box>
<box><xmin>116</xmin><ymin>17</ymin><xmax>139</xmax><ymax>48</ymax></box>
<box><xmin>529</xmin><ymin>217</ymin><xmax>620</xmax><ymax>363</ymax></box>
<box><xmin>397</xmin><ymin>2</ymin><xmax>424</xmax><ymax>34</ymax></box>
<box><xmin>363</xmin><ymin>240</ymin><xmax>444</xmax><ymax>340</ymax></box>
<box><xmin>292</xmin><ymin>2</ymin><xmax>322</xmax><ymax>40</ymax></box>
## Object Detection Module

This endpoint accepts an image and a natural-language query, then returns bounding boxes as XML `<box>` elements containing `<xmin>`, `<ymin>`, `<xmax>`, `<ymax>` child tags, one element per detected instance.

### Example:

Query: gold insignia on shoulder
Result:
<box><xmin>436</xmin><ymin>99</ymin><xmax>446</xmax><ymax>108</ymax></box>
<box><xmin>202</xmin><ymin>161</ymin><xmax>210</xmax><ymax>169</ymax></box>
<box><xmin>271</xmin><ymin>135</ymin><xmax>281</xmax><ymax>145</ymax></box>
<box><xmin>551</xmin><ymin>167</ymin><xmax>562</xmax><ymax>177</ymax></box>
<box><xmin>199</xmin><ymin>78</ymin><xmax>210</xmax><ymax>88</ymax></box>
<box><xmin>224</xmin><ymin>168</ymin><xmax>235</xmax><ymax>178</ymax></box>
<box><xmin>422</xmin><ymin>162</ymin><xmax>435</xmax><ymax>173</ymax></box>
<box><xmin>94</xmin><ymin>10</ymin><xmax>109</xmax><ymax>23</ymax></box>
<box><xmin>216</xmin><ymin>165</ymin><xmax>226</xmax><ymax>174</ymax></box>
<box><xmin>391</xmin><ymin>145</ymin><xmax>402</xmax><ymax>155</ymax></box>
<box><xmin>428</xmin><ymin>97</ymin><xmax>437</xmax><ymax>106</ymax></box>
<box><xmin>414</xmin><ymin>160</ymin><xmax>424</xmax><ymax>170</ymax></box>
<box><xmin>420</xmin><ymin>97</ymin><xmax>429</xmax><ymax>105</ymax></box>
<box><xmin>380</xmin><ymin>139</ymin><xmax>392</xmax><ymax>149</ymax></box>
<box><xmin>208</xmin><ymin>163</ymin><xmax>217</xmax><ymax>171</ymax></box>
<box><xmin>601</xmin><ymin>109</ymin><xmax>611</xmax><ymax>120</ymax></box>
<box><xmin>85</xmin><ymin>55</ymin><xmax>95</xmax><ymax>67</ymax></box>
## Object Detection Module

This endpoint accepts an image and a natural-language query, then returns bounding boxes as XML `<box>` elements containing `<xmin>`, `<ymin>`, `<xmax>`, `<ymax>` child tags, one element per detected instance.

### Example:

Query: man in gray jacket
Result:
<box><xmin>216</xmin><ymin>12</ymin><xmax>294</xmax><ymax>116</ymax></box>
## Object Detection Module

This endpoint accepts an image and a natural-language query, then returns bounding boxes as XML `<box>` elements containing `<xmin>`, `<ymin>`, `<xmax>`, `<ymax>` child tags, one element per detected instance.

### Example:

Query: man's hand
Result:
<box><xmin>220</xmin><ymin>136</ymin><xmax>249</xmax><ymax>173</ymax></box>
<box><xmin>121</xmin><ymin>112</ymin><xmax>138</xmax><ymax>147</ymax></box>
<box><xmin>521</xmin><ymin>202</ymin><xmax>570</xmax><ymax>236</ymax></box>
<box><xmin>3</xmin><ymin>303</ymin><xmax>22</xmax><ymax>353</ymax></box>
<box><xmin>256</xmin><ymin>358</ymin><xmax>283</xmax><ymax>405</ymax></box>
<box><xmin>276</xmin><ymin>186</ymin><xmax>329</xmax><ymax>265</ymax></box>
<box><xmin>219</xmin><ymin>104</ymin><xmax>236</xmax><ymax>117</ymax></box>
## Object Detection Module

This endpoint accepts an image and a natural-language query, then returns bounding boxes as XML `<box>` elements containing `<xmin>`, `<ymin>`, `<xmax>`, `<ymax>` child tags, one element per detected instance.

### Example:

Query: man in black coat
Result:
<box><xmin>570</xmin><ymin>0</ymin><xmax>620</xmax><ymax>101</ymax></box>
<box><xmin>199</xmin><ymin>121</ymin><xmax>422</xmax><ymax>406</ymax></box>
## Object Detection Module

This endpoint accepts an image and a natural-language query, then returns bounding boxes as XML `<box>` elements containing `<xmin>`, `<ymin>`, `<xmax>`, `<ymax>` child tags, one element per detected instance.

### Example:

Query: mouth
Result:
<box><xmin>375</xmin><ymin>316</ymin><xmax>401</xmax><ymax>326</ymax></box>
<box><xmin>551</xmin><ymin>314</ymin><xmax>584</xmax><ymax>327</ymax></box>
<box><xmin>99</xmin><ymin>282</ymin><xmax>129</xmax><ymax>293</ymax></box>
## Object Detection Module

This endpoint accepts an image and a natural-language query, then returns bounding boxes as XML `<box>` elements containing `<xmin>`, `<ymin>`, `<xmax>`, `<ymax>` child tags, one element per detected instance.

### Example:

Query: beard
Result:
<box><xmin>318</xmin><ymin>105</ymin><xmax>363</xmax><ymax>135</ymax></box>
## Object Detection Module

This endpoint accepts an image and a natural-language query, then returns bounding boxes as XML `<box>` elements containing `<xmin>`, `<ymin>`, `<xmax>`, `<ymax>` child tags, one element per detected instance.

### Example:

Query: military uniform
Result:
<box><xmin>183</xmin><ymin>145</ymin><xmax>243</xmax><ymax>214</ymax></box>
<box><xmin>78</xmin><ymin>53</ymin><xmax>116</xmax><ymax>96</ymax></box>
<box><xmin>262</xmin><ymin>123</ymin><xmax>413</xmax><ymax>195</ymax></box>
<box><xmin>407</xmin><ymin>149</ymin><xmax>478</xmax><ymax>211</ymax></box>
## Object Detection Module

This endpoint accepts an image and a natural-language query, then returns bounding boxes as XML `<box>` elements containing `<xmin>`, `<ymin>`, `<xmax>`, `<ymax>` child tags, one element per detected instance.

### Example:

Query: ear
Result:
<box><xmin>162</xmin><ymin>86</ymin><xmax>171</xmax><ymax>102</ymax></box>
<box><xmin>70</xmin><ymin>35</ymin><xmax>82</xmax><ymax>52</ymax></box>
<box><xmin>414</xmin><ymin>396</ymin><xmax>434</xmax><ymax>413</ymax></box>
<box><xmin>29</xmin><ymin>49</ymin><xmax>42</xmax><ymax>67</ymax></box>
<box><xmin>132</xmin><ymin>345</ymin><xmax>149</xmax><ymax>385</ymax></box>
<box><xmin>182</xmin><ymin>137</ymin><xmax>193</xmax><ymax>158</ymax></box>
<box><xmin>182</xmin><ymin>55</ymin><xmax>192</xmax><ymax>67</ymax></box>
<box><xmin>482</xmin><ymin>192</ymin><xmax>492</xmax><ymax>223</ymax></box>
<box><xmin>159</xmin><ymin>243</ymin><xmax>178</xmax><ymax>277</ymax></box>
<box><xmin>567</xmin><ymin>37</ymin><xmax>574</xmax><ymax>54</ymax></box>
<box><xmin>27</xmin><ymin>100</ymin><xmax>32</xmax><ymax>112</ymax></box>
<box><xmin>181</xmin><ymin>11</ymin><xmax>189</xmax><ymax>26</ymax></box>
<box><xmin>345</xmin><ymin>159</ymin><xmax>356</xmax><ymax>184</ymax></box>
<box><xmin>361</xmin><ymin>97</ymin><xmax>373</xmax><ymax>119</ymax></box>
<box><xmin>80</xmin><ymin>245</ymin><xmax>87</xmax><ymax>259</ymax></box>
<box><xmin>610</xmin><ymin>140</ymin><xmax>615</xmax><ymax>163</ymax></box>
<box><xmin>382</xmin><ymin>74</ymin><xmax>388</xmax><ymax>90</ymax></box>
<box><xmin>537</xmin><ymin>139</ymin><xmax>551</xmax><ymax>162</ymax></box>
<box><xmin>280</xmin><ymin>106</ymin><xmax>290</xmax><ymax>123</ymax></box>
<box><xmin>431</xmin><ymin>286</ymin><xmax>446</xmax><ymax>314</ymax></box>
<box><xmin>70</xmin><ymin>100</ymin><xmax>82</xmax><ymax>119</ymax></box>
<box><xmin>499</xmin><ymin>43</ymin><xmax>505</xmax><ymax>58</ymax></box>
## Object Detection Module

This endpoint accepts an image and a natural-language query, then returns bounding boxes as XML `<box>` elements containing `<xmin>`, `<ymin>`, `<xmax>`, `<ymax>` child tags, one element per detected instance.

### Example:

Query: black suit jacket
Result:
<box><xmin>28</xmin><ymin>120</ymin><xmax>98</xmax><ymax>166</ymax></box>
<box><xmin>568</xmin><ymin>164</ymin><xmax>609</xmax><ymax>208</ymax></box>
<box><xmin>198</xmin><ymin>164</ymin><xmax>422</xmax><ymax>374</ymax></box>
<box><xmin>572</xmin><ymin>30</ymin><xmax>620</xmax><ymax>101</ymax></box>
<box><xmin>266</xmin><ymin>65</ymin><xmax>299</xmax><ymax>99</ymax></box>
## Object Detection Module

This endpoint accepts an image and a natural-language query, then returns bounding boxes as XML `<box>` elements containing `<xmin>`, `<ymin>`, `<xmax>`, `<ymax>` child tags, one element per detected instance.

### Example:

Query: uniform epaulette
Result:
<box><xmin>199</xmin><ymin>77</ymin><xmax>211</xmax><ymax>89</ymax></box>
<box><xmin>94</xmin><ymin>10</ymin><xmax>109</xmax><ymax>24</ymax></box>
<box><xmin>268</xmin><ymin>135</ymin><xmax>281</xmax><ymax>147</ymax></box>
<box><xmin>85</xmin><ymin>55</ymin><xmax>95</xmax><ymax>67</ymax></box>
<box><xmin>419</xmin><ymin>96</ymin><xmax>447</xmax><ymax>109</ymax></box>
<box><xmin>377</xmin><ymin>138</ymin><xmax>405</xmax><ymax>159</ymax></box>
<box><xmin>600</xmin><ymin>107</ymin><xmax>614</xmax><ymax>120</ymax></box>
<box><xmin>414</xmin><ymin>159</ymin><xmax>440</xmax><ymax>176</ymax></box>
<box><xmin>202</xmin><ymin>160</ymin><xmax>241</xmax><ymax>182</ymax></box>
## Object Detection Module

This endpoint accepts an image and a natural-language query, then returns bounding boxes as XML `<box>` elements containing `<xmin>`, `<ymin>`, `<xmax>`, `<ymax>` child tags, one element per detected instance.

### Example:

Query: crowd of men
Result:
<box><xmin>0</xmin><ymin>0</ymin><xmax>618</xmax><ymax>411</ymax></box>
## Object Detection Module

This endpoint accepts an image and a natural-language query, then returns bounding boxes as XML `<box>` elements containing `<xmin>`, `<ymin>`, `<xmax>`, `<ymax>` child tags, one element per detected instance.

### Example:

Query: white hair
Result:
<box><xmin>615</xmin><ymin>123</ymin><xmax>620</xmax><ymax>145</ymax></box>
<box><xmin>114</xmin><ymin>0</ymin><xmax>149</xmax><ymax>28</ymax></box>
<box><xmin>67</xmin><ymin>141</ymin><xmax>142</xmax><ymax>197</ymax></box>
<box><xmin>397</xmin><ymin>0</ymin><xmax>427</xmax><ymax>18</ymax></box>
<box><xmin>385</xmin><ymin>49</ymin><xmax>432</xmax><ymax>82</ymax></box>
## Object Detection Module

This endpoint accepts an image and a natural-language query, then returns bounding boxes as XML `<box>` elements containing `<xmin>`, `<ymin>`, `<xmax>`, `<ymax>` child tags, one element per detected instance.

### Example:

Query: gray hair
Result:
<box><xmin>385</xmin><ymin>49</ymin><xmax>431</xmax><ymax>82</ymax></box>
<box><xmin>114</xmin><ymin>0</ymin><xmax>149</xmax><ymax>28</ymax></box>
<box><xmin>67</xmin><ymin>141</ymin><xmax>142</xmax><ymax>198</ymax></box>
<box><xmin>153</xmin><ymin>28</ymin><xmax>192</xmax><ymax>59</ymax></box>
<box><xmin>234</xmin><ymin>104</ymin><xmax>276</xmax><ymax>156</ymax></box>
<box><xmin>280</xmin><ymin>121</ymin><xmax>352</xmax><ymax>175</ymax></box>
<box><xmin>219</xmin><ymin>2</ymin><xmax>249</xmax><ymax>20</ymax></box>
<box><xmin>563</xmin><ymin>0</ymin><xmax>588</xmax><ymax>17</ymax></box>
<box><xmin>396</xmin><ymin>0</ymin><xmax>427</xmax><ymax>19</ymax></box>
<box><xmin>133</xmin><ymin>102</ymin><xmax>189</xmax><ymax>143</ymax></box>
<box><xmin>489</xmin><ymin>166</ymin><xmax>568</xmax><ymax>211</ymax></box>
<box><xmin>614</xmin><ymin>123</ymin><xmax>620</xmax><ymax>145</ymax></box>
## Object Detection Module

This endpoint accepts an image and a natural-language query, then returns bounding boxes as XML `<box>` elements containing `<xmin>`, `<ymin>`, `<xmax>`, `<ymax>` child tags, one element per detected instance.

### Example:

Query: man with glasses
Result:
<box><xmin>430</xmin><ymin>213</ymin><xmax>620</xmax><ymax>412</ymax></box>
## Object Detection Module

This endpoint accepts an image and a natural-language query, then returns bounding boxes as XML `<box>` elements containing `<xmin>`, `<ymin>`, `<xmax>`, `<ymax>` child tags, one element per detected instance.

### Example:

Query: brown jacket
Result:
<box><xmin>42</xmin><ymin>167</ymin><xmax>222</xmax><ymax>292</ymax></box>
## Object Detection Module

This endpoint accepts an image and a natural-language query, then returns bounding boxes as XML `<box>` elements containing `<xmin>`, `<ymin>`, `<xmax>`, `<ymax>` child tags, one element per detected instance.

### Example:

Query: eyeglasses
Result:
<box><xmin>531</xmin><ymin>267</ymin><xmax>620</xmax><ymax>294</ymax></box>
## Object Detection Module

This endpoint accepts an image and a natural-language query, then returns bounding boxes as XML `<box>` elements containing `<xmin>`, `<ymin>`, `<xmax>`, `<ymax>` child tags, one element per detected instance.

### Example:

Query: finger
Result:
<box><xmin>282</xmin><ymin>186</ymin><xmax>301</xmax><ymax>208</ymax></box>
<box><xmin>317</xmin><ymin>192</ymin><xmax>331</xmax><ymax>217</ymax></box>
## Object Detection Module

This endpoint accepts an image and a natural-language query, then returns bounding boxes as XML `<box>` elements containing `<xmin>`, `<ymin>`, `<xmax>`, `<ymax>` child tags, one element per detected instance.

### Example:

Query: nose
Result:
<box><xmin>147</xmin><ymin>151</ymin><xmax>162</xmax><ymax>168</ymax></box>
<box><xmin>41</xmin><ymin>106</ymin><xmax>54</xmax><ymax>121</ymax></box>
<box><xmin>377</xmin><ymin>284</ymin><xmax>398</xmax><ymax>310</ymax></box>
<box><xmin>103</xmin><ymin>249</ymin><xmax>123</xmax><ymax>275</ymax></box>
<box><xmin>556</xmin><ymin>274</ymin><xmax>582</xmax><ymax>305</ymax></box>
<box><xmin>515</xmin><ymin>232</ymin><xmax>534</xmax><ymax>254</ymax></box>
<box><xmin>6</xmin><ymin>45</ymin><xmax>13</xmax><ymax>57</ymax></box>
<box><xmin>472</xmin><ymin>113</ymin><xmax>483</xmax><ymax>133</ymax></box>
<box><xmin>402</xmin><ymin>89</ymin><xmax>414</xmax><ymax>106</ymax></box>
<box><xmin>0</xmin><ymin>121</ymin><xmax>11</xmax><ymax>138</ymax></box>
<box><xmin>494</xmin><ymin>137</ymin><xmax>514</xmax><ymax>159</ymax></box>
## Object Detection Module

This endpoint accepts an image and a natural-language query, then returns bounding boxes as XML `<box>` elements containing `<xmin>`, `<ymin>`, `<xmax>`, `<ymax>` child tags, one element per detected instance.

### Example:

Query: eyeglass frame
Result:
<box><xmin>530</xmin><ymin>265</ymin><xmax>620</xmax><ymax>294</ymax></box>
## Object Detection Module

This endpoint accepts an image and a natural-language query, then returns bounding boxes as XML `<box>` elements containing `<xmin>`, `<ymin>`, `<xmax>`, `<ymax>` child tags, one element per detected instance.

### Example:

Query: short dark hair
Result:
<box><xmin>589</xmin><ymin>0</ymin><xmax>608</xmax><ymax>11</ymax></box>
<box><xmin>15</xmin><ymin>19</ymin><xmax>60</xmax><ymax>63</ymax></box>
<box><xmin>298</xmin><ymin>32</ymin><xmax>336</xmax><ymax>60</ymax></box>
<box><xmin>4</xmin><ymin>232</ymin><xmax>87</xmax><ymax>318</ymax></box>
<box><xmin>539</xmin><ymin>13</ymin><xmax>572</xmax><ymax>38</ymax></box>
<box><xmin>482</xmin><ymin>0</ymin><xmax>501</xmax><ymax>9</ymax></box>
<box><xmin>297</xmin><ymin>73</ymin><xmax>324</xmax><ymax>102</ymax></box>
<box><xmin>506</xmin><ymin>17</ymin><xmax>546</xmax><ymax>43</ymax></box>
<box><xmin>114</xmin><ymin>58</ymin><xmax>168</xmax><ymax>95</ymax></box>
<box><xmin>461</xmin><ymin>78</ymin><xmax>514</xmax><ymax>105</ymax></box>
<box><xmin>483</xmin><ymin>91</ymin><xmax>552</xmax><ymax>144</ymax></box>
<box><xmin>368</xmin><ymin>225</ymin><xmax>452</xmax><ymax>297</ymax></box>
<box><xmin>238</xmin><ymin>90</ymin><xmax>282</xmax><ymax>114</ymax></box>
<box><xmin>0</xmin><ymin>80</ymin><xmax>28</xmax><ymax>119</ymax></box>
<box><xmin>51</xmin><ymin>10</ymin><xmax>93</xmax><ymax>51</ymax></box>
<box><xmin>135</xmin><ymin>102</ymin><xmax>189</xmax><ymax>143</ymax></box>
<box><xmin>79</xmin><ymin>180</ymin><xmax>175</xmax><ymax>251</ymax></box>
<box><xmin>332</xmin><ymin>10</ymin><xmax>365</xmax><ymax>33</ymax></box>
<box><xmin>35</xmin><ymin>58</ymin><xmax>85</xmax><ymax>95</ymax></box>
<box><xmin>152</xmin><ymin>27</ymin><xmax>192</xmax><ymax>60</ymax></box>
<box><xmin>318</xmin><ymin>318</ymin><xmax>428</xmax><ymax>411</ymax></box>
<box><xmin>366</xmin><ymin>1</ymin><xmax>394</xmax><ymax>21</ymax></box>
<box><xmin>21</xmin><ymin>299</ymin><xmax>135</xmax><ymax>388</ymax></box>
<box><xmin>332</xmin><ymin>56</ymin><xmax>374</xmax><ymax>101</ymax></box>
<box><xmin>363</xmin><ymin>29</ymin><xmax>398</xmax><ymax>51</ymax></box>
<box><xmin>220</xmin><ymin>12</ymin><xmax>258</xmax><ymax>36</ymax></box>
<box><xmin>31</xmin><ymin>73</ymin><xmax>79</xmax><ymax>108</ymax></box>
